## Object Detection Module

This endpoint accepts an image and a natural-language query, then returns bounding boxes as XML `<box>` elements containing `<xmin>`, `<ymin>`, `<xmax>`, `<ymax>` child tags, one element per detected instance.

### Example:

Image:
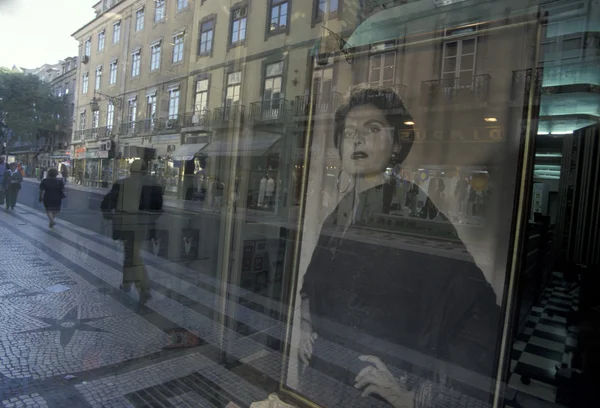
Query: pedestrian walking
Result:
<box><xmin>39</xmin><ymin>168</ymin><xmax>65</xmax><ymax>228</ymax></box>
<box><xmin>3</xmin><ymin>162</ymin><xmax>23</xmax><ymax>210</ymax></box>
<box><xmin>101</xmin><ymin>160</ymin><xmax>163</xmax><ymax>305</ymax></box>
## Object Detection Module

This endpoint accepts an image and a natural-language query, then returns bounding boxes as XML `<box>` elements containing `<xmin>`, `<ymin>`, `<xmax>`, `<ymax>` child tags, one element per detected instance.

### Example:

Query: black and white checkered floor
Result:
<box><xmin>506</xmin><ymin>272</ymin><xmax>579</xmax><ymax>406</ymax></box>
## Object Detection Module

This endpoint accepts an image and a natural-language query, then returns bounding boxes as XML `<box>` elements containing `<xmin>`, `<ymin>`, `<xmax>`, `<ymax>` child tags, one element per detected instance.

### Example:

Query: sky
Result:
<box><xmin>0</xmin><ymin>0</ymin><xmax>97</xmax><ymax>69</ymax></box>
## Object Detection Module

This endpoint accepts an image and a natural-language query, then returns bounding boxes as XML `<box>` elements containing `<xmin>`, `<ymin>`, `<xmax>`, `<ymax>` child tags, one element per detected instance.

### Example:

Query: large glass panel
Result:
<box><xmin>2</xmin><ymin>1</ymin><xmax>599</xmax><ymax>408</ymax></box>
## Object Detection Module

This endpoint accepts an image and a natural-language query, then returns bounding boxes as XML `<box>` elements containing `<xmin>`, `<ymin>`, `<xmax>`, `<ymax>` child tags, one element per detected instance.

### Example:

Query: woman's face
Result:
<box><xmin>341</xmin><ymin>104</ymin><xmax>395</xmax><ymax>176</ymax></box>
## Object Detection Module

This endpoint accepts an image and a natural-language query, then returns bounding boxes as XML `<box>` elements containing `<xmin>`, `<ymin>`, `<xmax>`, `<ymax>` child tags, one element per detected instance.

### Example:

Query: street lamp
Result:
<box><xmin>89</xmin><ymin>91</ymin><xmax>122</xmax><ymax>112</ymax></box>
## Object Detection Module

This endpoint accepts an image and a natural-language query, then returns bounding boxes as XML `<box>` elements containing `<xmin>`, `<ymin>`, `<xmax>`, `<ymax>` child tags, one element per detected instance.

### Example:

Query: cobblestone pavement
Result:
<box><xmin>0</xmin><ymin>201</ymin><xmax>521</xmax><ymax>408</ymax></box>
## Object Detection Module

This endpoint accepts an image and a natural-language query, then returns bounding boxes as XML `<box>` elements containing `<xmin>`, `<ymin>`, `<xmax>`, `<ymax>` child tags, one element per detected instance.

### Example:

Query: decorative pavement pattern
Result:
<box><xmin>0</xmin><ymin>203</ymin><xmax>545</xmax><ymax>407</ymax></box>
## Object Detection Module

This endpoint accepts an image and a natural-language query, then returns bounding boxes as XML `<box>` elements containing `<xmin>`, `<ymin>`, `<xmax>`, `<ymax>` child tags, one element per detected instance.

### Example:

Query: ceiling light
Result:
<box><xmin>484</xmin><ymin>117</ymin><xmax>497</xmax><ymax>122</ymax></box>
<box><xmin>404</xmin><ymin>121</ymin><xmax>415</xmax><ymax>126</ymax></box>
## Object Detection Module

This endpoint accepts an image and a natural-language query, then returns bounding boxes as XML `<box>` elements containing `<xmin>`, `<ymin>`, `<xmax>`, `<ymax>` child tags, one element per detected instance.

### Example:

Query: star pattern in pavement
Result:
<box><xmin>19</xmin><ymin>306</ymin><xmax>110</xmax><ymax>347</ymax></box>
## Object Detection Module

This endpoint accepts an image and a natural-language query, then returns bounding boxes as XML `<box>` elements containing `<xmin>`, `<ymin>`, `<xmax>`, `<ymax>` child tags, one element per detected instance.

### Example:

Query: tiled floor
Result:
<box><xmin>507</xmin><ymin>272</ymin><xmax>579</xmax><ymax>405</ymax></box>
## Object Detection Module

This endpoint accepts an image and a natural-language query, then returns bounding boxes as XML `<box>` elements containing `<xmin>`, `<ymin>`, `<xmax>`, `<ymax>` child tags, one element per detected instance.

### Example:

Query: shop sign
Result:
<box><xmin>74</xmin><ymin>147</ymin><xmax>87</xmax><ymax>159</ymax></box>
<box><xmin>399</xmin><ymin>126</ymin><xmax>504</xmax><ymax>142</ymax></box>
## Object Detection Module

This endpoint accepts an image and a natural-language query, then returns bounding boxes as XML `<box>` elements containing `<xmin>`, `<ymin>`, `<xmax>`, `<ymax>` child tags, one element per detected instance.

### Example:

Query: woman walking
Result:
<box><xmin>39</xmin><ymin>168</ymin><xmax>65</xmax><ymax>227</ymax></box>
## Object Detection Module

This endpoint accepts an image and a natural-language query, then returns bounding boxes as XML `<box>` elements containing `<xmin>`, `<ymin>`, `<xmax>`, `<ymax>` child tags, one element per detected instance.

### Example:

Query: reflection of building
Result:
<box><xmin>49</xmin><ymin>57</ymin><xmax>79</xmax><ymax>168</ymax></box>
<box><xmin>72</xmin><ymin>0</ymin><xmax>195</xmax><ymax>187</ymax></box>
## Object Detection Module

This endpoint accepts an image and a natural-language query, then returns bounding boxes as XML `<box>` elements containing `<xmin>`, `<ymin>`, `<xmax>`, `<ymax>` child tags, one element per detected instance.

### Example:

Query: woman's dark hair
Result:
<box><xmin>334</xmin><ymin>85</ymin><xmax>415</xmax><ymax>167</ymax></box>
<box><xmin>47</xmin><ymin>168</ymin><xmax>59</xmax><ymax>178</ymax></box>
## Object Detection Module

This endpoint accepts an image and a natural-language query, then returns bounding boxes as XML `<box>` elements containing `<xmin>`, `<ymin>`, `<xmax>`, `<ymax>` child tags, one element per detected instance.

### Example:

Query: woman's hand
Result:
<box><xmin>355</xmin><ymin>355</ymin><xmax>414</xmax><ymax>408</ymax></box>
<box><xmin>299</xmin><ymin>331</ymin><xmax>317</xmax><ymax>366</ymax></box>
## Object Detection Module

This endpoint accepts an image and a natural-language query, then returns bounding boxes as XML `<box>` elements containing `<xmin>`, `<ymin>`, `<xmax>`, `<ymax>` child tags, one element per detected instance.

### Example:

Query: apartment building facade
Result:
<box><xmin>72</xmin><ymin>0</ymin><xmax>195</xmax><ymax>187</ymax></box>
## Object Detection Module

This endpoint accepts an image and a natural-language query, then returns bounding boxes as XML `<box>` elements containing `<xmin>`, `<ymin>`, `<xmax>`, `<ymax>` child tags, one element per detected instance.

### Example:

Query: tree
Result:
<box><xmin>0</xmin><ymin>68</ymin><xmax>68</xmax><ymax>147</ymax></box>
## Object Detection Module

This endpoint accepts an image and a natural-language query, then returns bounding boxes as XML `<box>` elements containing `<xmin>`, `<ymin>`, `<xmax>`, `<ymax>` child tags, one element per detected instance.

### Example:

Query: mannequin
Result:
<box><xmin>183</xmin><ymin>236</ymin><xmax>193</xmax><ymax>255</ymax></box>
<box><xmin>265</xmin><ymin>175</ymin><xmax>275</xmax><ymax>207</ymax></box>
<box><xmin>258</xmin><ymin>176</ymin><xmax>267</xmax><ymax>207</ymax></box>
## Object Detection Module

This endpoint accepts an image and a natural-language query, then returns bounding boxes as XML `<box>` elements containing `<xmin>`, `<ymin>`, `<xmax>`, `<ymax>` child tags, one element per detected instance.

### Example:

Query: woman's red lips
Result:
<box><xmin>351</xmin><ymin>152</ymin><xmax>368</xmax><ymax>160</ymax></box>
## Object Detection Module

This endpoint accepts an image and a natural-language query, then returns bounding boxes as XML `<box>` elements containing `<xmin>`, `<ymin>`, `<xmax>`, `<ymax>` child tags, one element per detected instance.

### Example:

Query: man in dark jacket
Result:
<box><xmin>101</xmin><ymin>160</ymin><xmax>163</xmax><ymax>304</ymax></box>
<box><xmin>3</xmin><ymin>162</ymin><xmax>23</xmax><ymax>210</ymax></box>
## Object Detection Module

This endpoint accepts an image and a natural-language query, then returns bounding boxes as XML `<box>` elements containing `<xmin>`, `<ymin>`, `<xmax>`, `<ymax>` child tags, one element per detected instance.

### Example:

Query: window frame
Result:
<box><xmin>198</xmin><ymin>17</ymin><xmax>215</xmax><ymax>56</ymax></box>
<box><xmin>177</xmin><ymin>0</ymin><xmax>189</xmax><ymax>12</ymax></box>
<box><xmin>84</xmin><ymin>38</ymin><xmax>91</xmax><ymax>57</ymax></box>
<box><xmin>225</xmin><ymin>70</ymin><xmax>242</xmax><ymax>106</ymax></box>
<box><xmin>150</xmin><ymin>42</ymin><xmax>162</xmax><ymax>71</ymax></box>
<box><xmin>92</xmin><ymin>110</ymin><xmax>99</xmax><ymax>129</ymax></box>
<box><xmin>368</xmin><ymin>49</ymin><xmax>397</xmax><ymax>88</ymax></box>
<box><xmin>98</xmin><ymin>30</ymin><xmax>106</xmax><ymax>51</ymax></box>
<box><xmin>79</xmin><ymin>111</ymin><xmax>87</xmax><ymax>131</ymax></box>
<box><xmin>113</xmin><ymin>21</ymin><xmax>121</xmax><ymax>44</ymax></box>
<box><xmin>131</xmin><ymin>50</ymin><xmax>141</xmax><ymax>77</ymax></box>
<box><xmin>267</xmin><ymin>0</ymin><xmax>290</xmax><ymax>36</ymax></box>
<box><xmin>172</xmin><ymin>33</ymin><xmax>185</xmax><ymax>63</ymax></box>
<box><xmin>82</xmin><ymin>73</ymin><xmax>89</xmax><ymax>94</ymax></box>
<box><xmin>168</xmin><ymin>87</ymin><xmax>180</xmax><ymax>120</ymax></box>
<box><xmin>194</xmin><ymin>78</ymin><xmax>210</xmax><ymax>115</ymax></box>
<box><xmin>312</xmin><ymin>0</ymin><xmax>340</xmax><ymax>25</ymax></box>
<box><xmin>135</xmin><ymin>7</ymin><xmax>145</xmax><ymax>32</ymax></box>
<box><xmin>109</xmin><ymin>60</ymin><xmax>118</xmax><ymax>85</ymax></box>
<box><xmin>106</xmin><ymin>101</ymin><xmax>115</xmax><ymax>130</ymax></box>
<box><xmin>95</xmin><ymin>66</ymin><xmax>103</xmax><ymax>91</ymax></box>
<box><xmin>229</xmin><ymin>4</ymin><xmax>248</xmax><ymax>47</ymax></box>
<box><xmin>154</xmin><ymin>0</ymin><xmax>166</xmax><ymax>23</ymax></box>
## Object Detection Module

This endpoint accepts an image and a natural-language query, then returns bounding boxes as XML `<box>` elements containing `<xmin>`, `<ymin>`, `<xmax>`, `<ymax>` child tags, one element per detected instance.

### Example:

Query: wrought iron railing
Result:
<box><xmin>250</xmin><ymin>98</ymin><xmax>291</xmax><ymax>121</ymax></box>
<box><xmin>182</xmin><ymin>111</ymin><xmax>210</xmax><ymax>128</ymax></box>
<box><xmin>294</xmin><ymin>92</ymin><xmax>342</xmax><ymax>117</ymax></box>
<box><xmin>213</xmin><ymin>104</ymin><xmax>245</xmax><ymax>126</ymax></box>
<box><xmin>420</xmin><ymin>74</ymin><xmax>491</xmax><ymax>106</ymax></box>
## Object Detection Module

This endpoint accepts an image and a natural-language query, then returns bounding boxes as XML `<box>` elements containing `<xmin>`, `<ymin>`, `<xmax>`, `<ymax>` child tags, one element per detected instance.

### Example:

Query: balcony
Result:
<box><xmin>119</xmin><ymin>121</ymin><xmax>139</xmax><ymax>137</ymax></box>
<box><xmin>155</xmin><ymin>116</ymin><xmax>182</xmax><ymax>132</ymax></box>
<box><xmin>420</xmin><ymin>74</ymin><xmax>491</xmax><ymax>107</ymax></box>
<box><xmin>294</xmin><ymin>92</ymin><xmax>342</xmax><ymax>118</ymax></box>
<box><xmin>74</xmin><ymin>127</ymin><xmax>109</xmax><ymax>141</ymax></box>
<box><xmin>182</xmin><ymin>111</ymin><xmax>211</xmax><ymax>130</ymax></box>
<box><xmin>213</xmin><ymin>104</ymin><xmax>245</xmax><ymax>128</ymax></box>
<box><xmin>250</xmin><ymin>98</ymin><xmax>291</xmax><ymax>123</ymax></box>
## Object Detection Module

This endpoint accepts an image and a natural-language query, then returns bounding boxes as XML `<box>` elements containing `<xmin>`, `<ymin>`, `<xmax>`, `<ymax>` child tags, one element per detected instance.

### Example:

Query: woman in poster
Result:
<box><xmin>297</xmin><ymin>86</ymin><xmax>500</xmax><ymax>407</ymax></box>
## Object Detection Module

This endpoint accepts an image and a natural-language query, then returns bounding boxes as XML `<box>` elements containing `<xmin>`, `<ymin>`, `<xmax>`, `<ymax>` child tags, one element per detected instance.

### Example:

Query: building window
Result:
<box><xmin>65</xmin><ymin>83</ymin><xmax>70</xmax><ymax>95</ymax></box>
<box><xmin>98</xmin><ymin>30</ymin><xmax>105</xmax><ymax>51</ymax></box>
<box><xmin>128</xmin><ymin>99</ymin><xmax>137</xmax><ymax>128</ymax></box>
<box><xmin>441</xmin><ymin>36</ymin><xmax>476</xmax><ymax>86</ymax></box>
<box><xmin>168</xmin><ymin>88</ymin><xmax>180</xmax><ymax>119</ymax></box>
<box><xmin>540</xmin><ymin>13</ymin><xmax>585</xmax><ymax>64</ymax></box>
<box><xmin>226</xmin><ymin>71</ymin><xmax>242</xmax><ymax>105</ymax></box>
<box><xmin>98</xmin><ymin>30</ymin><xmax>106</xmax><ymax>51</ymax></box>
<box><xmin>106</xmin><ymin>102</ymin><xmax>114</xmax><ymax>130</ymax></box>
<box><xmin>264</xmin><ymin>62</ymin><xmax>283</xmax><ymax>101</ymax></box>
<box><xmin>92</xmin><ymin>110</ymin><xmax>99</xmax><ymax>129</ymax></box>
<box><xmin>150</xmin><ymin>43</ymin><xmax>161</xmax><ymax>71</ymax></box>
<box><xmin>84</xmin><ymin>38</ymin><xmax>91</xmax><ymax>57</ymax></box>
<box><xmin>95</xmin><ymin>66</ymin><xmax>102</xmax><ymax>90</ymax></box>
<box><xmin>231</xmin><ymin>6</ymin><xmax>247</xmax><ymax>45</ymax></box>
<box><xmin>146</xmin><ymin>94</ymin><xmax>157</xmax><ymax>129</ymax></box>
<box><xmin>194</xmin><ymin>79</ymin><xmax>209</xmax><ymax>115</ymax></box>
<box><xmin>109</xmin><ymin>61</ymin><xmax>118</xmax><ymax>84</ymax></box>
<box><xmin>369</xmin><ymin>51</ymin><xmax>396</xmax><ymax>88</ymax></box>
<box><xmin>131</xmin><ymin>51</ymin><xmax>141</xmax><ymax>77</ymax></box>
<box><xmin>269</xmin><ymin>0</ymin><xmax>289</xmax><ymax>32</ymax></box>
<box><xmin>199</xmin><ymin>19</ymin><xmax>214</xmax><ymax>55</ymax></box>
<box><xmin>113</xmin><ymin>21</ymin><xmax>121</xmax><ymax>43</ymax></box>
<box><xmin>82</xmin><ymin>73</ymin><xmax>89</xmax><ymax>94</ymax></box>
<box><xmin>177</xmin><ymin>0</ymin><xmax>188</xmax><ymax>11</ymax></box>
<box><xmin>173</xmin><ymin>34</ymin><xmax>184</xmax><ymax>63</ymax></box>
<box><xmin>135</xmin><ymin>8</ymin><xmax>145</xmax><ymax>31</ymax></box>
<box><xmin>155</xmin><ymin>0</ymin><xmax>165</xmax><ymax>22</ymax></box>
<box><xmin>315</xmin><ymin>0</ymin><xmax>338</xmax><ymax>21</ymax></box>
<box><xmin>79</xmin><ymin>112</ymin><xmax>86</xmax><ymax>130</ymax></box>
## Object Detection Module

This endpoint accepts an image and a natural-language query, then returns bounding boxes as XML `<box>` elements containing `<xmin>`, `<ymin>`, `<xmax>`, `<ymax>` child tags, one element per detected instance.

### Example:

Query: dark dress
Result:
<box><xmin>300</xmin><ymin>184</ymin><xmax>500</xmax><ymax>406</ymax></box>
<box><xmin>40</xmin><ymin>178</ymin><xmax>64</xmax><ymax>212</ymax></box>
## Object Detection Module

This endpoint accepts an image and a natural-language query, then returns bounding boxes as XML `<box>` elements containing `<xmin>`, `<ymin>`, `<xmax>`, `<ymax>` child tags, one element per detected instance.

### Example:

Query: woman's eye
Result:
<box><xmin>368</xmin><ymin>126</ymin><xmax>380</xmax><ymax>133</ymax></box>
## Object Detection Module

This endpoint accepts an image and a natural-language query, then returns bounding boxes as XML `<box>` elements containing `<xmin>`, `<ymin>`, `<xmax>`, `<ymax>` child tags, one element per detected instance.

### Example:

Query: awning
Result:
<box><xmin>171</xmin><ymin>143</ymin><xmax>207</xmax><ymax>161</ymax></box>
<box><xmin>200</xmin><ymin>131</ymin><xmax>281</xmax><ymax>157</ymax></box>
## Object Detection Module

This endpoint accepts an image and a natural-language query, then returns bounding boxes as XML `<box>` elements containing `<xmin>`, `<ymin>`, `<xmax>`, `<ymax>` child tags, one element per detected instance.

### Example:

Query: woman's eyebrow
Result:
<box><xmin>363</xmin><ymin>119</ymin><xmax>386</xmax><ymax>126</ymax></box>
